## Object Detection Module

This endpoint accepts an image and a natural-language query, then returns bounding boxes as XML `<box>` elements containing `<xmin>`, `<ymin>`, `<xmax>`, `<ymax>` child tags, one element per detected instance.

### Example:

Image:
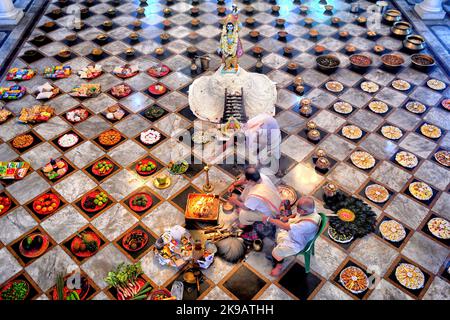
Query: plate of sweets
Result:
<box><xmin>66</xmin><ymin>108</ymin><xmax>89</xmax><ymax>123</ymax></box>
<box><xmin>110</xmin><ymin>84</ymin><xmax>132</xmax><ymax>98</ymax></box>
<box><xmin>58</xmin><ymin>133</ymin><xmax>79</xmax><ymax>148</ymax></box>
<box><xmin>427</xmin><ymin>217</ymin><xmax>450</xmax><ymax>240</ymax></box>
<box><xmin>361</xmin><ymin>81</ymin><xmax>379</xmax><ymax>93</ymax></box>
<box><xmin>12</xmin><ymin>134</ymin><xmax>34</xmax><ymax>149</ymax></box>
<box><xmin>0</xmin><ymin>85</ymin><xmax>26</xmax><ymax>100</ymax></box>
<box><xmin>0</xmin><ymin>108</ymin><xmax>12</xmax><ymax>123</ymax></box>
<box><xmin>405</xmin><ymin>101</ymin><xmax>426</xmax><ymax>114</ymax></box>
<box><xmin>43</xmin><ymin>65</ymin><xmax>71</xmax><ymax>79</ymax></box>
<box><xmin>147</xmin><ymin>64</ymin><xmax>170</xmax><ymax>78</ymax></box>
<box><xmin>339</xmin><ymin>266</ymin><xmax>369</xmax><ymax>294</ymax></box>
<box><xmin>91</xmin><ymin>160</ymin><xmax>114</xmax><ymax>177</ymax></box>
<box><xmin>0</xmin><ymin>195</ymin><xmax>12</xmax><ymax>216</ymax></box>
<box><xmin>70</xmin><ymin>84</ymin><xmax>101</xmax><ymax>98</ymax></box>
<box><xmin>19</xmin><ymin>105</ymin><xmax>55</xmax><ymax>124</ymax></box>
<box><xmin>6</xmin><ymin>68</ymin><xmax>35</xmax><ymax>81</ymax></box>
<box><xmin>35</xmin><ymin>82</ymin><xmax>59</xmax><ymax>100</ymax></box>
<box><xmin>368</xmin><ymin>101</ymin><xmax>388</xmax><ymax>114</ymax></box>
<box><xmin>342</xmin><ymin>125</ymin><xmax>363</xmax><ymax>140</ymax></box>
<box><xmin>420</xmin><ymin>123</ymin><xmax>441</xmax><ymax>139</ymax></box>
<box><xmin>365</xmin><ymin>184</ymin><xmax>389</xmax><ymax>203</ymax></box>
<box><xmin>395</xmin><ymin>263</ymin><xmax>425</xmax><ymax>290</ymax></box>
<box><xmin>140</xmin><ymin>129</ymin><xmax>161</xmax><ymax>145</ymax></box>
<box><xmin>135</xmin><ymin>159</ymin><xmax>157</xmax><ymax>176</ymax></box>
<box><xmin>78</xmin><ymin>64</ymin><xmax>102</xmax><ymax>79</ymax></box>
<box><xmin>391</xmin><ymin>79</ymin><xmax>411</xmax><ymax>91</ymax></box>
<box><xmin>409</xmin><ymin>181</ymin><xmax>433</xmax><ymax>201</ymax></box>
<box><xmin>113</xmin><ymin>64</ymin><xmax>139</xmax><ymax>79</ymax></box>
<box><xmin>148</xmin><ymin>84</ymin><xmax>167</xmax><ymax>96</ymax></box>
<box><xmin>350</xmin><ymin>151</ymin><xmax>376</xmax><ymax>169</ymax></box>
<box><xmin>333</xmin><ymin>101</ymin><xmax>353</xmax><ymax>114</ymax></box>
<box><xmin>98</xmin><ymin>129</ymin><xmax>121</xmax><ymax>146</ymax></box>
<box><xmin>325</xmin><ymin>80</ymin><xmax>344</xmax><ymax>93</ymax></box>
<box><xmin>32</xmin><ymin>193</ymin><xmax>60</xmax><ymax>215</ymax></box>
<box><xmin>42</xmin><ymin>158</ymin><xmax>69</xmax><ymax>181</ymax></box>
<box><xmin>381</xmin><ymin>125</ymin><xmax>403</xmax><ymax>140</ymax></box>
<box><xmin>81</xmin><ymin>191</ymin><xmax>109</xmax><ymax>213</ymax></box>
<box><xmin>379</xmin><ymin>220</ymin><xmax>406</xmax><ymax>242</ymax></box>
<box><xmin>426</xmin><ymin>79</ymin><xmax>446</xmax><ymax>91</ymax></box>
<box><xmin>19</xmin><ymin>233</ymin><xmax>49</xmax><ymax>258</ymax></box>
<box><xmin>434</xmin><ymin>150</ymin><xmax>450</xmax><ymax>167</ymax></box>
<box><xmin>395</xmin><ymin>151</ymin><xmax>418</xmax><ymax>169</ymax></box>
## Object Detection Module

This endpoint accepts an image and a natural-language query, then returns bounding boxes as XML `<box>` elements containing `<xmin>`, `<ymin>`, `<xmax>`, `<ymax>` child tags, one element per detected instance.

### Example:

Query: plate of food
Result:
<box><xmin>110</xmin><ymin>84</ymin><xmax>132</xmax><ymax>98</ymax></box>
<box><xmin>360</xmin><ymin>81</ymin><xmax>379</xmax><ymax>93</ymax></box>
<box><xmin>339</xmin><ymin>266</ymin><xmax>369</xmax><ymax>294</ymax></box>
<box><xmin>140</xmin><ymin>129</ymin><xmax>161</xmax><ymax>145</ymax></box>
<box><xmin>19</xmin><ymin>233</ymin><xmax>49</xmax><ymax>258</ymax></box>
<box><xmin>325</xmin><ymin>81</ymin><xmax>344</xmax><ymax>93</ymax></box>
<box><xmin>168</xmin><ymin>160</ymin><xmax>189</xmax><ymax>175</ymax></box>
<box><xmin>18</xmin><ymin>105</ymin><xmax>55</xmax><ymax>123</ymax></box>
<box><xmin>66</xmin><ymin>108</ymin><xmax>89</xmax><ymax>123</ymax></box>
<box><xmin>395</xmin><ymin>263</ymin><xmax>425</xmax><ymax>290</ymax></box>
<box><xmin>408</xmin><ymin>181</ymin><xmax>433</xmax><ymax>201</ymax></box>
<box><xmin>368</xmin><ymin>101</ymin><xmax>388</xmax><ymax>114</ymax></box>
<box><xmin>391</xmin><ymin>79</ymin><xmax>411</xmax><ymax>91</ymax></box>
<box><xmin>381</xmin><ymin>125</ymin><xmax>403</xmax><ymax>140</ymax></box>
<box><xmin>342</xmin><ymin>125</ymin><xmax>363</xmax><ymax>140</ymax></box>
<box><xmin>128</xmin><ymin>193</ymin><xmax>152</xmax><ymax>213</ymax></box>
<box><xmin>143</xmin><ymin>105</ymin><xmax>165</xmax><ymax>120</ymax></box>
<box><xmin>91</xmin><ymin>160</ymin><xmax>114</xmax><ymax>177</ymax></box>
<box><xmin>405</xmin><ymin>101</ymin><xmax>426</xmax><ymax>114</ymax></box>
<box><xmin>98</xmin><ymin>129</ymin><xmax>122</xmax><ymax>147</ymax></box>
<box><xmin>43</xmin><ymin>65</ymin><xmax>71</xmax><ymax>79</ymax></box>
<box><xmin>113</xmin><ymin>64</ymin><xmax>138</xmax><ymax>79</ymax></box>
<box><xmin>81</xmin><ymin>191</ymin><xmax>109</xmax><ymax>213</ymax></box>
<box><xmin>328</xmin><ymin>226</ymin><xmax>353</xmax><ymax>244</ymax></box>
<box><xmin>148</xmin><ymin>84</ymin><xmax>167</xmax><ymax>96</ymax></box>
<box><xmin>149</xmin><ymin>288</ymin><xmax>172</xmax><ymax>300</ymax></box>
<box><xmin>427</xmin><ymin>217</ymin><xmax>450</xmax><ymax>240</ymax></box>
<box><xmin>0</xmin><ymin>108</ymin><xmax>12</xmax><ymax>123</ymax></box>
<box><xmin>71</xmin><ymin>231</ymin><xmax>101</xmax><ymax>258</ymax></box>
<box><xmin>395</xmin><ymin>151</ymin><xmax>418</xmax><ymax>169</ymax></box>
<box><xmin>350</xmin><ymin>151</ymin><xmax>376</xmax><ymax>169</ymax></box>
<box><xmin>379</xmin><ymin>220</ymin><xmax>406</xmax><ymax>242</ymax></box>
<box><xmin>135</xmin><ymin>159</ymin><xmax>157</xmax><ymax>176</ymax></box>
<box><xmin>277</xmin><ymin>185</ymin><xmax>298</xmax><ymax>205</ymax></box>
<box><xmin>35</xmin><ymin>82</ymin><xmax>60</xmax><ymax>100</ymax></box>
<box><xmin>58</xmin><ymin>133</ymin><xmax>79</xmax><ymax>149</ymax></box>
<box><xmin>426</xmin><ymin>79</ymin><xmax>446</xmax><ymax>91</ymax></box>
<box><xmin>434</xmin><ymin>150</ymin><xmax>450</xmax><ymax>167</ymax></box>
<box><xmin>122</xmin><ymin>230</ymin><xmax>149</xmax><ymax>252</ymax></box>
<box><xmin>192</xmin><ymin>130</ymin><xmax>212</xmax><ymax>144</ymax></box>
<box><xmin>6</xmin><ymin>68</ymin><xmax>35</xmax><ymax>81</ymax></box>
<box><xmin>0</xmin><ymin>85</ymin><xmax>26</xmax><ymax>100</ymax></box>
<box><xmin>420</xmin><ymin>123</ymin><xmax>441</xmax><ymax>139</ymax></box>
<box><xmin>70</xmin><ymin>84</ymin><xmax>101</xmax><ymax>98</ymax></box>
<box><xmin>0</xmin><ymin>280</ymin><xmax>30</xmax><ymax>300</ymax></box>
<box><xmin>0</xmin><ymin>195</ymin><xmax>12</xmax><ymax>216</ymax></box>
<box><xmin>33</xmin><ymin>193</ymin><xmax>60</xmax><ymax>215</ymax></box>
<box><xmin>147</xmin><ymin>64</ymin><xmax>170</xmax><ymax>78</ymax></box>
<box><xmin>442</xmin><ymin>99</ymin><xmax>450</xmax><ymax>111</ymax></box>
<box><xmin>12</xmin><ymin>134</ymin><xmax>34</xmax><ymax>149</ymax></box>
<box><xmin>42</xmin><ymin>158</ymin><xmax>68</xmax><ymax>181</ymax></box>
<box><xmin>365</xmin><ymin>184</ymin><xmax>389</xmax><ymax>203</ymax></box>
<box><xmin>333</xmin><ymin>102</ymin><xmax>353</xmax><ymax>114</ymax></box>
<box><xmin>78</xmin><ymin>64</ymin><xmax>102</xmax><ymax>79</ymax></box>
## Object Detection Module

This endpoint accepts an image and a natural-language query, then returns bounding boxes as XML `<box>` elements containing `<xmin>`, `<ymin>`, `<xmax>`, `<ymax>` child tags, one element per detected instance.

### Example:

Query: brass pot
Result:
<box><xmin>391</xmin><ymin>21</ymin><xmax>412</xmax><ymax>38</ymax></box>
<box><xmin>403</xmin><ymin>34</ymin><xmax>425</xmax><ymax>51</ymax></box>
<box><xmin>307</xmin><ymin>129</ymin><xmax>321</xmax><ymax>141</ymax></box>
<box><xmin>315</xmin><ymin>149</ymin><xmax>327</xmax><ymax>158</ymax></box>
<box><xmin>299</xmin><ymin>104</ymin><xmax>311</xmax><ymax>115</ymax></box>
<box><xmin>306</xmin><ymin>120</ymin><xmax>317</xmax><ymax>131</ymax></box>
<box><xmin>129</xmin><ymin>32</ymin><xmax>139</xmax><ymax>40</ymax></box>
<box><xmin>383</xmin><ymin>9</ymin><xmax>401</xmax><ymax>24</ymax></box>
<box><xmin>315</xmin><ymin>157</ymin><xmax>330</xmax><ymax>169</ymax></box>
<box><xmin>294</xmin><ymin>76</ymin><xmax>303</xmax><ymax>86</ymax></box>
<box><xmin>323</xmin><ymin>183</ymin><xmax>337</xmax><ymax>197</ymax></box>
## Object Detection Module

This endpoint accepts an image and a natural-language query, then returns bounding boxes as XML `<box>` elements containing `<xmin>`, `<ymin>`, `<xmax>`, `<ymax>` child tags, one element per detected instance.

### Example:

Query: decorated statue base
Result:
<box><xmin>188</xmin><ymin>65</ymin><xmax>277</xmax><ymax>123</ymax></box>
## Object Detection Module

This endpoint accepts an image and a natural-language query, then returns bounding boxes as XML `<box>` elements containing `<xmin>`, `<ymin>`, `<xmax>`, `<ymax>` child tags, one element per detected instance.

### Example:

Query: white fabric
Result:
<box><xmin>276</xmin><ymin>212</ymin><xmax>321</xmax><ymax>252</ymax></box>
<box><xmin>242</xmin><ymin>174</ymin><xmax>281</xmax><ymax>216</ymax></box>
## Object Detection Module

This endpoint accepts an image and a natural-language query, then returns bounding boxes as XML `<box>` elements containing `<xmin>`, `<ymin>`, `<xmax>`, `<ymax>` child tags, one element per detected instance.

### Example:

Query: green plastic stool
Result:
<box><xmin>296</xmin><ymin>212</ymin><xmax>328</xmax><ymax>273</ymax></box>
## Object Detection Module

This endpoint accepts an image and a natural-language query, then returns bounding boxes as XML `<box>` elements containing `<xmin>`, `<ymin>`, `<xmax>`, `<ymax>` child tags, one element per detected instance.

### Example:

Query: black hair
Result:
<box><xmin>245</xmin><ymin>166</ymin><xmax>261</xmax><ymax>182</ymax></box>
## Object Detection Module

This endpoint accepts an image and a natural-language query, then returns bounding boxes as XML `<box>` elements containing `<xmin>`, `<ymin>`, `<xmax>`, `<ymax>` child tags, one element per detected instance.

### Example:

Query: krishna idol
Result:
<box><xmin>218</xmin><ymin>3</ymin><xmax>243</xmax><ymax>73</ymax></box>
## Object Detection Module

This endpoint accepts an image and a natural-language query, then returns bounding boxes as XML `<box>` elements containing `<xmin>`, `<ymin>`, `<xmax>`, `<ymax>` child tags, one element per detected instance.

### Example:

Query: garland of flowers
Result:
<box><xmin>323</xmin><ymin>191</ymin><xmax>376</xmax><ymax>238</ymax></box>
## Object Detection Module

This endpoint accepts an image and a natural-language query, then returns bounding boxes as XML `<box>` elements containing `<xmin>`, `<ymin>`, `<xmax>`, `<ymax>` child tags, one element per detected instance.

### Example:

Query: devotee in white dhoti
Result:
<box><xmin>227</xmin><ymin>167</ymin><xmax>281</xmax><ymax>227</ymax></box>
<box><xmin>262</xmin><ymin>196</ymin><xmax>321</xmax><ymax>276</ymax></box>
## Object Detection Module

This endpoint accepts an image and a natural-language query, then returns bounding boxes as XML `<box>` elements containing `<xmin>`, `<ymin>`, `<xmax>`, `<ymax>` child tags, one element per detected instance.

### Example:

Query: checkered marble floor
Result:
<box><xmin>0</xmin><ymin>0</ymin><xmax>449</xmax><ymax>300</ymax></box>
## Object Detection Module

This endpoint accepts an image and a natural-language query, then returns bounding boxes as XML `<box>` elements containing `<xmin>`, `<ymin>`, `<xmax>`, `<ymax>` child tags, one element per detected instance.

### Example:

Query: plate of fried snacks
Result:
<box><xmin>405</xmin><ymin>101</ymin><xmax>426</xmax><ymax>114</ymax></box>
<box><xmin>70</xmin><ymin>84</ymin><xmax>101</xmax><ymax>98</ymax></box>
<box><xmin>333</xmin><ymin>102</ymin><xmax>353</xmax><ymax>114</ymax></box>
<box><xmin>325</xmin><ymin>80</ymin><xmax>344</xmax><ymax>93</ymax></box>
<box><xmin>395</xmin><ymin>151</ymin><xmax>418</xmax><ymax>169</ymax></box>
<box><xmin>78</xmin><ymin>64</ymin><xmax>102</xmax><ymax>79</ymax></box>
<box><xmin>395</xmin><ymin>263</ymin><xmax>425</xmax><ymax>290</ymax></box>
<box><xmin>0</xmin><ymin>108</ymin><xmax>12</xmax><ymax>123</ymax></box>
<box><xmin>361</xmin><ymin>81</ymin><xmax>379</xmax><ymax>93</ymax></box>
<box><xmin>420</xmin><ymin>123</ymin><xmax>441</xmax><ymax>139</ymax></box>
<box><xmin>434</xmin><ymin>150</ymin><xmax>449</xmax><ymax>167</ymax></box>
<box><xmin>379</xmin><ymin>220</ymin><xmax>406</xmax><ymax>242</ymax></box>
<box><xmin>381</xmin><ymin>125</ymin><xmax>403</xmax><ymax>140</ymax></box>
<box><xmin>18</xmin><ymin>105</ymin><xmax>55</xmax><ymax>123</ymax></box>
<box><xmin>339</xmin><ymin>266</ymin><xmax>369</xmax><ymax>294</ymax></box>
<box><xmin>391</xmin><ymin>79</ymin><xmax>410</xmax><ymax>91</ymax></box>
<box><xmin>427</xmin><ymin>217</ymin><xmax>450</xmax><ymax>240</ymax></box>
<box><xmin>368</xmin><ymin>100</ymin><xmax>388</xmax><ymax>114</ymax></box>
<box><xmin>350</xmin><ymin>151</ymin><xmax>375</xmax><ymax>169</ymax></box>
<box><xmin>408</xmin><ymin>181</ymin><xmax>433</xmax><ymax>201</ymax></box>
<box><xmin>342</xmin><ymin>125</ymin><xmax>362</xmax><ymax>140</ymax></box>
<box><xmin>365</xmin><ymin>184</ymin><xmax>389</xmax><ymax>203</ymax></box>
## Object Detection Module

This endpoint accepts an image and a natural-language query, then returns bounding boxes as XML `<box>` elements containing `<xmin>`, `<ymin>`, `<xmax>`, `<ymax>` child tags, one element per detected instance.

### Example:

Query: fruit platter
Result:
<box><xmin>70</xmin><ymin>231</ymin><xmax>101</xmax><ymax>258</ymax></box>
<box><xmin>110</xmin><ymin>84</ymin><xmax>132</xmax><ymax>98</ymax></box>
<box><xmin>427</xmin><ymin>217</ymin><xmax>450</xmax><ymax>240</ymax></box>
<box><xmin>35</xmin><ymin>82</ymin><xmax>59</xmax><ymax>100</ymax></box>
<box><xmin>18</xmin><ymin>105</ymin><xmax>55</xmax><ymax>123</ymax></box>
<box><xmin>43</xmin><ymin>65</ymin><xmax>71</xmax><ymax>79</ymax></box>
<box><xmin>91</xmin><ymin>160</ymin><xmax>114</xmax><ymax>177</ymax></box>
<box><xmin>58</xmin><ymin>133</ymin><xmax>79</xmax><ymax>149</ymax></box>
<box><xmin>395</xmin><ymin>263</ymin><xmax>425</xmax><ymax>290</ymax></box>
<box><xmin>155</xmin><ymin>226</ymin><xmax>194</xmax><ymax>268</ymax></box>
<box><xmin>70</xmin><ymin>83</ymin><xmax>101</xmax><ymax>98</ymax></box>
<box><xmin>395</xmin><ymin>151</ymin><xmax>418</xmax><ymax>169</ymax></box>
<box><xmin>99</xmin><ymin>129</ymin><xmax>122</xmax><ymax>147</ymax></box>
<box><xmin>52</xmin><ymin>273</ymin><xmax>91</xmax><ymax>300</ymax></box>
<box><xmin>104</xmin><ymin>262</ymin><xmax>153</xmax><ymax>300</ymax></box>
<box><xmin>341</xmin><ymin>125</ymin><xmax>362</xmax><ymax>140</ymax></box>
<box><xmin>0</xmin><ymin>108</ymin><xmax>12</xmax><ymax>123</ymax></box>
<box><xmin>328</xmin><ymin>226</ymin><xmax>354</xmax><ymax>243</ymax></box>
<box><xmin>12</xmin><ymin>134</ymin><xmax>34</xmax><ymax>149</ymax></box>
<box><xmin>78</xmin><ymin>64</ymin><xmax>102</xmax><ymax>79</ymax></box>
<box><xmin>350</xmin><ymin>151</ymin><xmax>376</xmax><ymax>169</ymax></box>
<box><xmin>0</xmin><ymin>195</ymin><xmax>12</xmax><ymax>216</ymax></box>
<box><xmin>32</xmin><ymin>193</ymin><xmax>60</xmax><ymax>215</ymax></box>
<box><xmin>339</xmin><ymin>266</ymin><xmax>369</xmax><ymax>294</ymax></box>
<box><xmin>6</xmin><ymin>68</ymin><xmax>35</xmax><ymax>81</ymax></box>
<box><xmin>408</xmin><ymin>181</ymin><xmax>433</xmax><ymax>201</ymax></box>
<box><xmin>0</xmin><ymin>280</ymin><xmax>30</xmax><ymax>300</ymax></box>
<box><xmin>148</xmin><ymin>83</ymin><xmax>167</xmax><ymax>95</ymax></box>
<box><xmin>143</xmin><ymin>105</ymin><xmax>165</xmax><ymax>120</ymax></box>
<box><xmin>0</xmin><ymin>161</ymin><xmax>30</xmax><ymax>180</ymax></box>
<box><xmin>0</xmin><ymin>85</ymin><xmax>26</xmax><ymax>100</ymax></box>
<box><xmin>365</xmin><ymin>184</ymin><xmax>390</xmax><ymax>203</ymax></box>
<box><xmin>42</xmin><ymin>158</ymin><xmax>68</xmax><ymax>181</ymax></box>
<box><xmin>168</xmin><ymin>160</ymin><xmax>189</xmax><ymax>175</ymax></box>
<box><xmin>65</xmin><ymin>108</ymin><xmax>89</xmax><ymax>123</ymax></box>
<box><xmin>379</xmin><ymin>220</ymin><xmax>406</xmax><ymax>242</ymax></box>
<box><xmin>19</xmin><ymin>233</ymin><xmax>49</xmax><ymax>258</ymax></box>
<box><xmin>434</xmin><ymin>150</ymin><xmax>450</xmax><ymax>167</ymax></box>
<box><xmin>113</xmin><ymin>64</ymin><xmax>139</xmax><ymax>79</ymax></box>
<box><xmin>81</xmin><ymin>191</ymin><xmax>109</xmax><ymax>213</ymax></box>
<box><xmin>140</xmin><ymin>129</ymin><xmax>161</xmax><ymax>145</ymax></box>
<box><xmin>122</xmin><ymin>230</ymin><xmax>149</xmax><ymax>252</ymax></box>
<box><xmin>135</xmin><ymin>158</ymin><xmax>157</xmax><ymax>176</ymax></box>
<box><xmin>147</xmin><ymin>64</ymin><xmax>170</xmax><ymax>78</ymax></box>
<box><xmin>128</xmin><ymin>193</ymin><xmax>153</xmax><ymax>212</ymax></box>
